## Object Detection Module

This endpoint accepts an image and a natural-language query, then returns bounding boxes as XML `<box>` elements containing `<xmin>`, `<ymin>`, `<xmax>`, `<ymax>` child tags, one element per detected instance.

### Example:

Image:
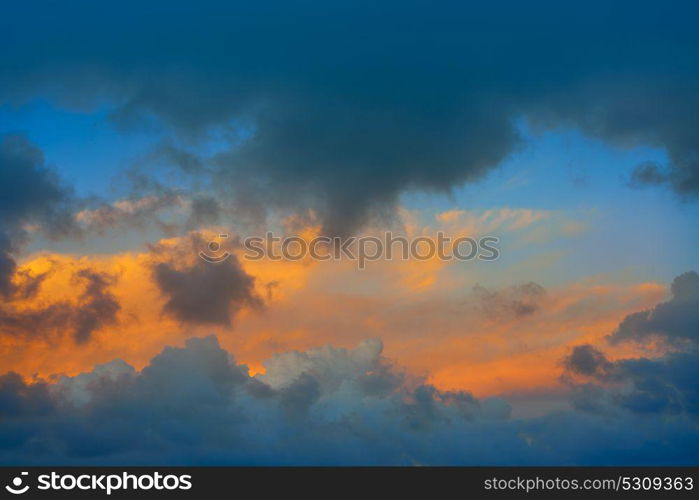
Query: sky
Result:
<box><xmin>1</xmin><ymin>0</ymin><xmax>698</xmax><ymax>465</ymax></box>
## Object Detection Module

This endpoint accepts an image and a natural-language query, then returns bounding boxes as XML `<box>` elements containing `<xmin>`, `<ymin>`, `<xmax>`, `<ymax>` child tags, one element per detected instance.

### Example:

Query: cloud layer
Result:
<box><xmin>0</xmin><ymin>270</ymin><xmax>696</xmax><ymax>465</ymax></box>
<box><xmin>2</xmin><ymin>314</ymin><xmax>698</xmax><ymax>465</ymax></box>
<box><xmin>564</xmin><ymin>271</ymin><xmax>699</xmax><ymax>418</ymax></box>
<box><xmin>0</xmin><ymin>335</ymin><xmax>509</xmax><ymax>464</ymax></box>
<box><xmin>2</xmin><ymin>1</ymin><xmax>698</xmax><ymax>234</ymax></box>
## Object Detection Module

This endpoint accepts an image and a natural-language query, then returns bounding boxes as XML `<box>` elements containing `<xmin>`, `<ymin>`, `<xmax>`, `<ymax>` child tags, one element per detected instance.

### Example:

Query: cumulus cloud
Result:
<box><xmin>0</xmin><ymin>372</ymin><xmax>54</xmax><ymax>418</ymax></box>
<box><xmin>608</xmin><ymin>271</ymin><xmax>699</xmax><ymax>347</ymax></box>
<box><xmin>564</xmin><ymin>347</ymin><xmax>699</xmax><ymax>417</ymax></box>
<box><xmin>1</xmin><ymin>334</ymin><xmax>697</xmax><ymax>465</ymax></box>
<box><xmin>563</xmin><ymin>271</ymin><xmax>699</xmax><ymax>418</ymax></box>
<box><xmin>153</xmin><ymin>257</ymin><xmax>262</xmax><ymax>327</ymax></box>
<box><xmin>2</xmin><ymin>1</ymin><xmax>697</xmax><ymax>235</ymax></box>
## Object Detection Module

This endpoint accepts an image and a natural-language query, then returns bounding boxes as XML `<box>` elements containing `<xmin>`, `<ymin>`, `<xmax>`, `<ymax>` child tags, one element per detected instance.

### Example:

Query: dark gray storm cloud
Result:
<box><xmin>608</xmin><ymin>271</ymin><xmax>699</xmax><ymax>346</ymax></box>
<box><xmin>0</xmin><ymin>134</ymin><xmax>77</xmax><ymax>297</ymax></box>
<box><xmin>0</xmin><ymin>372</ymin><xmax>54</xmax><ymax>418</ymax></box>
<box><xmin>0</xmin><ymin>335</ymin><xmax>697</xmax><ymax>465</ymax></box>
<box><xmin>564</xmin><ymin>271</ymin><xmax>699</xmax><ymax>418</ymax></box>
<box><xmin>564</xmin><ymin>345</ymin><xmax>613</xmax><ymax>379</ymax></box>
<box><xmin>565</xmin><ymin>347</ymin><xmax>699</xmax><ymax>417</ymax></box>
<box><xmin>2</xmin><ymin>1</ymin><xmax>697</xmax><ymax>235</ymax></box>
<box><xmin>153</xmin><ymin>257</ymin><xmax>262</xmax><ymax>326</ymax></box>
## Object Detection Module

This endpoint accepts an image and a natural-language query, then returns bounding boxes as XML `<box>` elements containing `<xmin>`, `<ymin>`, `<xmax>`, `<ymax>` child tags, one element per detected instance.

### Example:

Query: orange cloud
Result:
<box><xmin>0</xmin><ymin>215</ymin><xmax>667</xmax><ymax>401</ymax></box>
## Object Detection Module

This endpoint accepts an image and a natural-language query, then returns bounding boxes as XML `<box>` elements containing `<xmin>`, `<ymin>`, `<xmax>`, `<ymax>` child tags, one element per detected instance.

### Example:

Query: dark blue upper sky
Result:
<box><xmin>2</xmin><ymin>0</ymin><xmax>699</xmax><ymax>282</ymax></box>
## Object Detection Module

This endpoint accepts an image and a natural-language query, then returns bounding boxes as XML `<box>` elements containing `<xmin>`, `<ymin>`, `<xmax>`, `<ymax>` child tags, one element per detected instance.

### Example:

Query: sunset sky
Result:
<box><xmin>1</xmin><ymin>0</ymin><xmax>698</xmax><ymax>465</ymax></box>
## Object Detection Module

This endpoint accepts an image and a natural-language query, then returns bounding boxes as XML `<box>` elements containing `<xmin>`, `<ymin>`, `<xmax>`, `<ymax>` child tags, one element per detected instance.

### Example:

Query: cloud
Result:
<box><xmin>564</xmin><ymin>347</ymin><xmax>699</xmax><ymax>417</ymax></box>
<box><xmin>608</xmin><ymin>270</ymin><xmax>699</xmax><ymax>346</ymax></box>
<box><xmin>0</xmin><ymin>234</ymin><xmax>16</xmax><ymax>299</ymax></box>
<box><xmin>563</xmin><ymin>345</ymin><xmax>613</xmax><ymax>378</ymax></box>
<box><xmin>71</xmin><ymin>269</ymin><xmax>121</xmax><ymax>344</ymax></box>
<box><xmin>0</xmin><ymin>372</ymin><xmax>54</xmax><ymax>418</ymax></box>
<box><xmin>0</xmin><ymin>135</ymin><xmax>124</xmax><ymax>343</ymax></box>
<box><xmin>2</xmin><ymin>1</ymin><xmax>697</xmax><ymax>235</ymax></box>
<box><xmin>0</xmin><ymin>236</ymin><xmax>661</xmax><ymax>398</ymax></box>
<box><xmin>0</xmin><ymin>136</ymin><xmax>127</xmax><ymax>346</ymax></box>
<box><xmin>185</xmin><ymin>196</ymin><xmax>221</xmax><ymax>229</ymax></box>
<box><xmin>472</xmin><ymin>282</ymin><xmax>546</xmax><ymax>320</ymax></box>
<box><xmin>0</xmin><ymin>334</ymin><xmax>697</xmax><ymax>465</ymax></box>
<box><xmin>0</xmin><ymin>134</ymin><xmax>77</xmax><ymax>297</ymax></box>
<box><xmin>0</xmin><ymin>268</ymin><xmax>120</xmax><ymax>344</ymax></box>
<box><xmin>153</xmin><ymin>257</ymin><xmax>262</xmax><ymax>327</ymax></box>
<box><xmin>628</xmin><ymin>161</ymin><xmax>669</xmax><ymax>187</ymax></box>
<box><xmin>563</xmin><ymin>271</ymin><xmax>699</xmax><ymax>418</ymax></box>
<box><xmin>74</xmin><ymin>193</ymin><xmax>186</xmax><ymax>234</ymax></box>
